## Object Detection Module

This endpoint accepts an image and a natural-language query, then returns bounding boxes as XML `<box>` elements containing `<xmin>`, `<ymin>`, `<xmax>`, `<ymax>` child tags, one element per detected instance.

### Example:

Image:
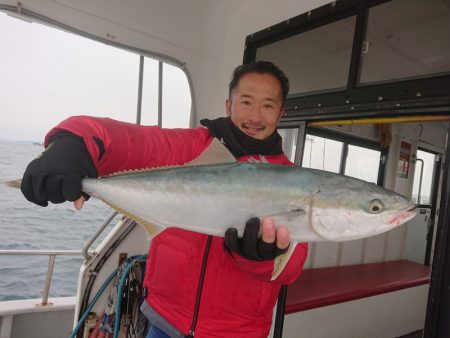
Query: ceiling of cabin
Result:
<box><xmin>0</xmin><ymin>0</ymin><xmax>245</xmax><ymax>61</ymax></box>
<box><xmin>50</xmin><ymin>0</ymin><xmax>244</xmax><ymax>49</ymax></box>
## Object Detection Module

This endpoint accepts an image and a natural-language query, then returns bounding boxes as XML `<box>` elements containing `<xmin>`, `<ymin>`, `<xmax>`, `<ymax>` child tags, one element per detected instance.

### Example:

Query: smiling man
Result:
<box><xmin>226</xmin><ymin>68</ymin><xmax>286</xmax><ymax>140</ymax></box>
<box><xmin>21</xmin><ymin>61</ymin><xmax>308</xmax><ymax>338</ymax></box>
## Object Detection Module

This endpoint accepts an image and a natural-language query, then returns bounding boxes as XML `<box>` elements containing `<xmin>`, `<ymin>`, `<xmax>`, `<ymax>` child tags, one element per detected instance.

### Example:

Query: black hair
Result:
<box><xmin>228</xmin><ymin>61</ymin><xmax>289</xmax><ymax>102</ymax></box>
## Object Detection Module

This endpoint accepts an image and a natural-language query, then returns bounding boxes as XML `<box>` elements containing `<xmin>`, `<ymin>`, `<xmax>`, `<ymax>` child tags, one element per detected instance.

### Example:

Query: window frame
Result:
<box><xmin>0</xmin><ymin>6</ymin><xmax>193</xmax><ymax>128</ymax></box>
<box><xmin>306</xmin><ymin>127</ymin><xmax>387</xmax><ymax>185</ymax></box>
<box><xmin>414</xmin><ymin>147</ymin><xmax>441</xmax><ymax>208</ymax></box>
<box><xmin>244</xmin><ymin>0</ymin><xmax>450</xmax><ymax>121</ymax></box>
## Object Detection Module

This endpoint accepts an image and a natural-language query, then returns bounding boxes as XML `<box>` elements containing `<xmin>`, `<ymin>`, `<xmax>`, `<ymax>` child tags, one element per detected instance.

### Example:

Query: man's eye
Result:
<box><xmin>264</xmin><ymin>104</ymin><xmax>274</xmax><ymax>109</ymax></box>
<box><xmin>242</xmin><ymin>101</ymin><xmax>251</xmax><ymax>105</ymax></box>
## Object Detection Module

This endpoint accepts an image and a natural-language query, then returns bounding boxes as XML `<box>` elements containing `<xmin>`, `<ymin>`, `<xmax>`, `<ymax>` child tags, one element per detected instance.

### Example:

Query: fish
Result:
<box><xmin>77</xmin><ymin>139</ymin><xmax>416</xmax><ymax>242</ymax></box>
<box><xmin>6</xmin><ymin>139</ymin><xmax>416</xmax><ymax>242</ymax></box>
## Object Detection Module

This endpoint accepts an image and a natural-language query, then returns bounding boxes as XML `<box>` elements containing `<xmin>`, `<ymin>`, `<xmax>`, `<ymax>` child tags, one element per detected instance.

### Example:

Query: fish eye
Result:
<box><xmin>369</xmin><ymin>199</ymin><xmax>384</xmax><ymax>214</ymax></box>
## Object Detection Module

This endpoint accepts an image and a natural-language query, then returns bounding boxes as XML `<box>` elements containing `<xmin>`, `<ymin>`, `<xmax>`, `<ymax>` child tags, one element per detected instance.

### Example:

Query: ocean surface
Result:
<box><xmin>0</xmin><ymin>140</ymin><xmax>118</xmax><ymax>301</ymax></box>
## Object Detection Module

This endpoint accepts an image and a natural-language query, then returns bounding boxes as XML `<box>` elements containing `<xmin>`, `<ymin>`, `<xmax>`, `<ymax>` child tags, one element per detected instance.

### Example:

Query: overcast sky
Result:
<box><xmin>0</xmin><ymin>12</ymin><xmax>191</xmax><ymax>142</ymax></box>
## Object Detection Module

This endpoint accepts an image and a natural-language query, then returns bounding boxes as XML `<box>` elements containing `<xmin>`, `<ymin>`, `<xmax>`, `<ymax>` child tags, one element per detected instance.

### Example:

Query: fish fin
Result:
<box><xmin>5</xmin><ymin>178</ymin><xmax>22</xmax><ymax>189</ymax></box>
<box><xmin>101</xmin><ymin>199</ymin><xmax>163</xmax><ymax>236</ymax></box>
<box><xmin>186</xmin><ymin>138</ymin><xmax>236</xmax><ymax>166</ymax></box>
<box><xmin>271</xmin><ymin>243</ymin><xmax>297</xmax><ymax>281</ymax></box>
<box><xmin>101</xmin><ymin>138</ymin><xmax>236</xmax><ymax>178</ymax></box>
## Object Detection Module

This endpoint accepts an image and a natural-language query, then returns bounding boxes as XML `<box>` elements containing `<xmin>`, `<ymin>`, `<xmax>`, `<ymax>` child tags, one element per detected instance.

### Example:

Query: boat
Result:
<box><xmin>0</xmin><ymin>0</ymin><xmax>449</xmax><ymax>337</ymax></box>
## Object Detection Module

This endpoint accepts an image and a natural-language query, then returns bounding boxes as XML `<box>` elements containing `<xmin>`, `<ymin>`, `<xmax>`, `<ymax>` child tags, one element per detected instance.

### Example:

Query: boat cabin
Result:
<box><xmin>0</xmin><ymin>0</ymin><xmax>449</xmax><ymax>337</ymax></box>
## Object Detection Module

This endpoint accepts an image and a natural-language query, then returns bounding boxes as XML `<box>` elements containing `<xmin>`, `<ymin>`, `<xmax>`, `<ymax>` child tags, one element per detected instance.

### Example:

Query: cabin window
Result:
<box><xmin>255</xmin><ymin>15</ymin><xmax>356</xmax><ymax>96</ymax></box>
<box><xmin>296</xmin><ymin>129</ymin><xmax>384</xmax><ymax>185</ymax></box>
<box><xmin>140</xmin><ymin>60</ymin><xmax>191</xmax><ymax>128</ymax></box>
<box><xmin>245</xmin><ymin>0</ymin><xmax>450</xmax><ymax>115</ymax></box>
<box><xmin>279</xmin><ymin>126</ymin><xmax>384</xmax><ymax>184</ymax></box>
<box><xmin>412</xmin><ymin>149</ymin><xmax>438</xmax><ymax>205</ymax></box>
<box><xmin>344</xmin><ymin>145</ymin><xmax>380</xmax><ymax>184</ymax></box>
<box><xmin>302</xmin><ymin>135</ymin><xmax>342</xmax><ymax>173</ymax></box>
<box><xmin>0</xmin><ymin>12</ymin><xmax>191</xmax><ymax>142</ymax></box>
<box><xmin>359</xmin><ymin>0</ymin><xmax>450</xmax><ymax>85</ymax></box>
<box><xmin>279</xmin><ymin>128</ymin><xmax>299</xmax><ymax>162</ymax></box>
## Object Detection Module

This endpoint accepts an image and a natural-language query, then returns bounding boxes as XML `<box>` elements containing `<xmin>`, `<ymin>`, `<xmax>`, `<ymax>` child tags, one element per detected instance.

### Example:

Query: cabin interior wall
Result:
<box><xmin>394</xmin><ymin>124</ymin><xmax>419</xmax><ymax>198</ymax></box>
<box><xmin>284</xmin><ymin>284</ymin><xmax>429</xmax><ymax>338</ymax></box>
<box><xmin>323</xmin><ymin>124</ymin><xmax>379</xmax><ymax>143</ymax></box>
<box><xmin>418</xmin><ymin>121</ymin><xmax>448</xmax><ymax>154</ymax></box>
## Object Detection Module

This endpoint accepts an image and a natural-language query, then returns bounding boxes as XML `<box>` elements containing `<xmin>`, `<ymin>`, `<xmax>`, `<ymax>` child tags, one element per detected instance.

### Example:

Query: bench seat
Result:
<box><xmin>285</xmin><ymin>259</ymin><xmax>431</xmax><ymax>314</ymax></box>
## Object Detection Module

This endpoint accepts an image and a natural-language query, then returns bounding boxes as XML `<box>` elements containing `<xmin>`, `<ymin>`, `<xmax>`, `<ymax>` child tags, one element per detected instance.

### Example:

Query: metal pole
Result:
<box><xmin>308</xmin><ymin>114</ymin><xmax>450</xmax><ymax>127</ymax></box>
<box><xmin>136</xmin><ymin>55</ymin><xmax>144</xmax><ymax>125</ymax></box>
<box><xmin>81</xmin><ymin>211</ymin><xmax>118</xmax><ymax>260</ymax></box>
<box><xmin>273</xmin><ymin>285</ymin><xmax>288</xmax><ymax>338</ymax></box>
<box><xmin>158</xmin><ymin>61</ymin><xmax>163</xmax><ymax>127</ymax></box>
<box><xmin>416</xmin><ymin>159</ymin><xmax>424</xmax><ymax>205</ymax></box>
<box><xmin>424</xmin><ymin>127</ymin><xmax>450</xmax><ymax>337</ymax></box>
<box><xmin>425</xmin><ymin>155</ymin><xmax>442</xmax><ymax>266</ymax></box>
<box><xmin>294</xmin><ymin>122</ymin><xmax>307</xmax><ymax>166</ymax></box>
<box><xmin>40</xmin><ymin>254</ymin><xmax>56</xmax><ymax>306</ymax></box>
<box><xmin>273</xmin><ymin>121</ymin><xmax>306</xmax><ymax>338</ymax></box>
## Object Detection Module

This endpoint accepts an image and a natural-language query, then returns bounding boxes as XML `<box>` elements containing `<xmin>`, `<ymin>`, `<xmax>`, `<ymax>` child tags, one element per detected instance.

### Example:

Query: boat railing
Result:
<box><xmin>0</xmin><ymin>211</ymin><xmax>119</xmax><ymax>307</ymax></box>
<box><xmin>81</xmin><ymin>211</ymin><xmax>118</xmax><ymax>260</ymax></box>
<box><xmin>0</xmin><ymin>249</ymin><xmax>85</xmax><ymax>307</ymax></box>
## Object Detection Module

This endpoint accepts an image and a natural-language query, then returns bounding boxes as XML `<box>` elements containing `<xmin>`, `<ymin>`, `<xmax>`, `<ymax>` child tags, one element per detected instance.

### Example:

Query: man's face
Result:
<box><xmin>226</xmin><ymin>72</ymin><xmax>284</xmax><ymax>140</ymax></box>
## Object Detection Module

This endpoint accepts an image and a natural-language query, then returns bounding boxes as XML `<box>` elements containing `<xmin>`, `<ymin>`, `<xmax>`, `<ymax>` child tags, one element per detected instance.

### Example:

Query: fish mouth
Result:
<box><xmin>407</xmin><ymin>205</ymin><xmax>417</xmax><ymax>212</ymax></box>
<box><xmin>389</xmin><ymin>204</ymin><xmax>417</xmax><ymax>226</ymax></box>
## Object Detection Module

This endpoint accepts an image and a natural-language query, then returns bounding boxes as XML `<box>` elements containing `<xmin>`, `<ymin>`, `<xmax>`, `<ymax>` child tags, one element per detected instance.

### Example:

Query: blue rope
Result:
<box><xmin>69</xmin><ymin>269</ymin><xmax>117</xmax><ymax>338</ymax></box>
<box><xmin>113</xmin><ymin>255</ymin><xmax>147</xmax><ymax>338</ymax></box>
<box><xmin>69</xmin><ymin>254</ymin><xmax>147</xmax><ymax>338</ymax></box>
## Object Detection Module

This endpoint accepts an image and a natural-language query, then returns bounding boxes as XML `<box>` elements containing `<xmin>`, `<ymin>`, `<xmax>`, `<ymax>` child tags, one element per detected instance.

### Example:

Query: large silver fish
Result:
<box><xmin>80</xmin><ymin>139</ymin><xmax>416</xmax><ymax>242</ymax></box>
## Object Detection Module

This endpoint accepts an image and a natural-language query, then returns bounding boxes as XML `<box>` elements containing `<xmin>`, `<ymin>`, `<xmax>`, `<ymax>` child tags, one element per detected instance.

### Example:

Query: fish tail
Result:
<box><xmin>5</xmin><ymin>178</ymin><xmax>22</xmax><ymax>189</ymax></box>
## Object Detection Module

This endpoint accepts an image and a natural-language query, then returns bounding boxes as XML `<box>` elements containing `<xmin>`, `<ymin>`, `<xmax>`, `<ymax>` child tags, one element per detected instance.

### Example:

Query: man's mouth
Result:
<box><xmin>242</xmin><ymin>124</ymin><xmax>265</xmax><ymax>136</ymax></box>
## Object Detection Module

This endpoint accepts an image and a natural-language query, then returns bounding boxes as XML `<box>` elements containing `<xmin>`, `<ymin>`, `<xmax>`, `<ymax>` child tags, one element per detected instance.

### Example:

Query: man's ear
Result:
<box><xmin>277</xmin><ymin>108</ymin><xmax>285</xmax><ymax>124</ymax></box>
<box><xmin>225</xmin><ymin>98</ymin><xmax>232</xmax><ymax>117</ymax></box>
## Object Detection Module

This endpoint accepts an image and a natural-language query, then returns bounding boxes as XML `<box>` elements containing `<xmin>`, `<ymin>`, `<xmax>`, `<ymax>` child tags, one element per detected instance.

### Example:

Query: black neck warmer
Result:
<box><xmin>200</xmin><ymin>117</ymin><xmax>283</xmax><ymax>157</ymax></box>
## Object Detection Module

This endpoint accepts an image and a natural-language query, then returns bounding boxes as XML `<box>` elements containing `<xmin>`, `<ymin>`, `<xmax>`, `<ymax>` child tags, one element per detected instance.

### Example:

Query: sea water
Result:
<box><xmin>0</xmin><ymin>140</ymin><xmax>118</xmax><ymax>301</ymax></box>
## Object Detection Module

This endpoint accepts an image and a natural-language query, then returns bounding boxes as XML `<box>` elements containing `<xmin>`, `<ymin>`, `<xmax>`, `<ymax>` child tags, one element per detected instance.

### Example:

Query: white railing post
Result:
<box><xmin>40</xmin><ymin>254</ymin><xmax>56</xmax><ymax>306</ymax></box>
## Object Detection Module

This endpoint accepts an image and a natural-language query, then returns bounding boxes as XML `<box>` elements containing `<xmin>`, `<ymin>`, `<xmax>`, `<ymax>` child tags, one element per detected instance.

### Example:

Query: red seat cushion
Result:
<box><xmin>285</xmin><ymin>260</ymin><xmax>431</xmax><ymax>314</ymax></box>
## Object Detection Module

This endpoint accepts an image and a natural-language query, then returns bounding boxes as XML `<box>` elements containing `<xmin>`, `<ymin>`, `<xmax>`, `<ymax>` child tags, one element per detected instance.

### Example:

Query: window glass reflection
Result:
<box><xmin>256</xmin><ymin>16</ymin><xmax>356</xmax><ymax>95</ymax></box>
<box><xmin>412</xmin><ymin>150</ymin><xmax>436</xmax><ymax>205</ymax></box>
<box><xmin>345</xmin><ymin>145</ymin><xmax>380</xmax><ymax>184</ymax></box>
<box><xmin>359</xmin><ymin>0</ymin><xmax>450</xmax><ymax>84</ymax></box>
<box><xmin>279</xmin><ymin>128</ymin><xmax>299</xmax><ymax>163</ymax></box>
<box><xmin>302</xmin><ymin>135</ymin><xmax>342</xmax><ymax>173</ymax></box>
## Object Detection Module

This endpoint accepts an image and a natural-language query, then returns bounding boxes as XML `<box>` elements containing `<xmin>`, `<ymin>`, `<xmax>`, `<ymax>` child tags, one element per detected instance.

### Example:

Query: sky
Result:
<box><xmin>0</xmin><ymin>12</ymin><xmax>191</xmax><ymax>142</ymax></box>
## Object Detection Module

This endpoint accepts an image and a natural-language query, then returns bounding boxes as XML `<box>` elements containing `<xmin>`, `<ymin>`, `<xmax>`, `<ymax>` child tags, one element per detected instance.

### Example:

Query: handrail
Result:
<box><xmin>416</xmin><ymin>159</ymin><xmax>424</xmax><ymax>205</ymax></box>
<box><xmin>0</xmin><ymin>211</ymin><xmax>120</xmax><ymax>307</ymax></box>
<box><xmin>0</xmin><ymin>250</ymin><xmax>83</xmax><ymax>255</ymax></box>
<box><xmin>0</xmin><ymin>249</ymin><xmax>88</xmax><ymax>307</ymax></box>
<box><xmin>81</xmin><ymin>211</ymin><xmax>118</xmax><ymax>260</ymax></box>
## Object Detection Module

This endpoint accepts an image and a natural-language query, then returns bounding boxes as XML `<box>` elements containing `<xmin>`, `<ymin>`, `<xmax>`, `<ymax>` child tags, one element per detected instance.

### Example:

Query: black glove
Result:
<box><xmin>21</xmin><ymin>133</ymin><xmax>98</xmax><ymax>206</ymax></box>
<box><xmin>224</xmin><ymin>217</ymin><xmax>290</xmax><ymax>261</ymax></box>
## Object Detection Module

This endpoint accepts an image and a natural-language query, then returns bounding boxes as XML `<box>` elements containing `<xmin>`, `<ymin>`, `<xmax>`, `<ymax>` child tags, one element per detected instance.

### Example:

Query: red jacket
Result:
<box><xmin>46</xmin><ymin>116</ymin><xmax>308</xmax><ymax>338</ymax></box>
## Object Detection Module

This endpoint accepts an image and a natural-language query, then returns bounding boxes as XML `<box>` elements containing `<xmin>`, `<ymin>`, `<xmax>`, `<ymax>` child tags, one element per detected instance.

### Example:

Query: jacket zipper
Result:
<box><xmin>186</xmin><ymin>235</ymin><xmax>213</xmax><ymax>338</ymax></box>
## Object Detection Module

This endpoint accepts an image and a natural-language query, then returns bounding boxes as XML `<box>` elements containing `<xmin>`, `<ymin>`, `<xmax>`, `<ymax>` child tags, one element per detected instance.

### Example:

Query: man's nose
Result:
<box><xmin>248</xmin><ymin>104</ymin><xmax>263</xmax><ymax>121</ymax></box>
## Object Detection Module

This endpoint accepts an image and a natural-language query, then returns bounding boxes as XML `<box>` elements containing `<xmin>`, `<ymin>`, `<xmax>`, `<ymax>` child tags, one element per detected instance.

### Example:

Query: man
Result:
<box><xmin>21</xmin><ymin>61</ymin><xmax>308</xmax><ymax>338</ymax></box>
